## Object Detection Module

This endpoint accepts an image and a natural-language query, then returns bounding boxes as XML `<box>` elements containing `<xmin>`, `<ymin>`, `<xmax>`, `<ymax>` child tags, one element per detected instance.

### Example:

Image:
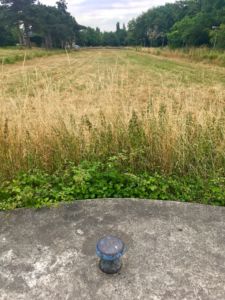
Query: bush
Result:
<box><xmin>0</xmin><ymin>159</ymin><xmax>224</xmax><ymax>210</ymax></box>
<box><xmin>168</xmin><ymin>13</ymin><xmax>212</xmax><ymax>48</ymax></box>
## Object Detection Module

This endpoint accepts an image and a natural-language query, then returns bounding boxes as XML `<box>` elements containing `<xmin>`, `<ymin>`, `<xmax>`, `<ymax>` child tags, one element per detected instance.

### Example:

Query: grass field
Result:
<box><xmin>0</xmin><ymin>47</ymin><xmax>63</xmax><ymax>64</ymax></box>
<box><xmin>0</xmin><ymin>48</ymin><xmax>224</xmax><ymax>209</ymax></box>
<box><xmin>139</xmin><ymin>47</ymin><xmax>225</xmax><ymax>67</ymax></box>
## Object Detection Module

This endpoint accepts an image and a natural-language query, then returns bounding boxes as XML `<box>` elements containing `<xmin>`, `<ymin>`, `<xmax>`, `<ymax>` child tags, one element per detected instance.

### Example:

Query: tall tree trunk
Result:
<box><xmin>24</xmin><ymin>23</ymin><xmax>31</xmax><ymax>48</ymax></box>
<box><xmin>61</xmin><ymin>40</ymin><xmax>65</xmax><ymax>49</ymax></box>
<box><xmin>17</xmin><ymin>23</ymin><xmax>24</xmax><ymax>45</ymax></box>
<box><xmin>44</xmin><ymin>34</ymin><xmax>53</xmax><ymax>49</ymax></box>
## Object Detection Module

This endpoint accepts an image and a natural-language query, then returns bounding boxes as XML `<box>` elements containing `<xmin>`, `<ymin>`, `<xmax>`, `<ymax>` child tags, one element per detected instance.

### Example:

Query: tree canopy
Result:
<box><xmin>76</xmin><ymin>23</ymin><xmax>127</xmax><ymax>47</ymax></box>
<box><xmin>78</xmin><ymin>0</ymin><xmax>225</xmax><ymax>48</ymax></box>
<box><xmin>0</xmin><ymin>0</ymin><xmax>83</xmax><ymax>48</ymax></box>
<box><xmin>126</xmin><ymin>0</ymin><xmax>225</xmax><ymax>48</ymax></box>
<box><xmin>0</xmin><ymin>0</ymin><xmax>225</xmax><ymax>48</ymax></box>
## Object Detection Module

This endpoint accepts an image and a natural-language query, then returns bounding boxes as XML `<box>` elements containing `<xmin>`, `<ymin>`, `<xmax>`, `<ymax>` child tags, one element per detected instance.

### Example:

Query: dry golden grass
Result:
<box><xmin>0</xmin><ymin>49</ymin><xmax>225</xmax><ymax>179</ymax></box>
<box><xmin>139</xmin><ymin>46</ymin><xmax>225</xmax><ymax>67</ymax></box>
<box><xmin>0</xmin><ymin>47</ymin><xmax>62</xmax><ymax>65</ymax></box>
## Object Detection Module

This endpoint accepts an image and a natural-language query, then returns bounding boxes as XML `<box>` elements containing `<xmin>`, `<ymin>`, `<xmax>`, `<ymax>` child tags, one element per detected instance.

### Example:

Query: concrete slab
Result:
<box><xmin>0</xmin><ymin>199</ymin><xmax>225</xmax><ymax>300</ymax></box>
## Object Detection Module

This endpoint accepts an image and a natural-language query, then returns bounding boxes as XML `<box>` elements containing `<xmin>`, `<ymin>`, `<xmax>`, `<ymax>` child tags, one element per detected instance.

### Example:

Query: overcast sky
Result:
<box><xmin>41</xmin><ymin>0</ymin><xmax>176</xmax><ymax>31</ymax></box>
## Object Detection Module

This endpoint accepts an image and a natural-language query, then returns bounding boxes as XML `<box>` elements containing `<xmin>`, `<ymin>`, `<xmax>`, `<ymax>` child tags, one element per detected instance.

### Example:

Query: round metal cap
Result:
<box><xmin>96</xmin><ymin>236</ymin><xmax>125</xmax><ymax>261</ymax></box>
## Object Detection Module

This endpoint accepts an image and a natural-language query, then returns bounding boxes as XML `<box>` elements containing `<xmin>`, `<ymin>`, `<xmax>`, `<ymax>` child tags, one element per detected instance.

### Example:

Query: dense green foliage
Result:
<box><xmin>0</xmin><ymin>159</ymin><xmax>224</xmax><ymax>210</ymax></box>
<box><xmin>127</xmin><ymin>0</ymin><xmax>225</xmax><ymax>48</ymax></box>
<box><xmin>0</xmin><ymin>0</ymin><xmax>225</xmax><ymax>48</ymax></box>
<box><xmin>0</xmin><ymin>5</ymin><xmax>17</xmax><ymax>46</ymax></box>
<box><xmin>1</xmin><ymin>0</ymin><xmax>225</xmax><ymax>48</ymax></box>
<box><xmin>210</xmin><ymin>23</ymin><xmax>225</xmax><ymax>49</ymax></box>
<box><xmin>77</xmin><ymin>23</ymin><xmax>128</xmax><ymax>47</ymax></box>
<box><xmin>75</xmin><ymin>0</ymin><xmax>225</xmax><ymax>48</ymax></box>
<box><xmin>73</xmin><ymin>0</ymin><xmax>225</xmax><ymax>48</ymax></box>
<box><xmin>0</xmin><ymin>0</ymin><xmax>83</xmax><ymax>48</ymax></box>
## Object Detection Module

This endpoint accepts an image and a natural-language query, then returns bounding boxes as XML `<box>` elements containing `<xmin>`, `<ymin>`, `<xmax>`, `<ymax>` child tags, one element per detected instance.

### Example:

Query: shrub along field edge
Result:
<box><xmin>0</xmin><ymin>159</ymin><xmax>224</xmax><ymax>211</ymax></box>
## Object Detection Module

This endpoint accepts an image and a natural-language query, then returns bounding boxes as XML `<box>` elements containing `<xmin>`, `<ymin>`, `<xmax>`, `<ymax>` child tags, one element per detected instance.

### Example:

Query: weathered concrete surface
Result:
<box><xmin>0</xmin><ymin>199</ymin><xmax>225</xmax><ymax>300</ymax></box>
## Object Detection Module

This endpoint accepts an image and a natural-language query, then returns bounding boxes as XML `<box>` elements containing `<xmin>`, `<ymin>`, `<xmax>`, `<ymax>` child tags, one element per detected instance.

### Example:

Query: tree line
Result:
<box><xmin>0</xmin><ymin>0</ymin><xmax>84</xmax><ymax>48</ymax></box>
<box><xmin>1</xmin><ymin>0</ymin><xmax>225</xmax><ymax>49</ymax></box>
<box><xmin>74</xmin><ymin>0</ymin><xmax>225</xmax><ymax>49</ymax></box>
<box><xmin>126</xmin><ymin>0</ymin><xmax>225</xmax><ymax>48</ymax></box>
<box><xmin>77</xmin><ymin>22</ymin><xmax>127</xmax><ymax>47</ymax></box>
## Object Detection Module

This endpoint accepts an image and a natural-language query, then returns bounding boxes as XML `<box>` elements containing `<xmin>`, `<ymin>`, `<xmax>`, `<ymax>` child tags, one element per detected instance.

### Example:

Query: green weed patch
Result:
<box><xmin>0</xmin><ymin>160</ymin><xmax>224</xmax><ymax>211</ymax></box>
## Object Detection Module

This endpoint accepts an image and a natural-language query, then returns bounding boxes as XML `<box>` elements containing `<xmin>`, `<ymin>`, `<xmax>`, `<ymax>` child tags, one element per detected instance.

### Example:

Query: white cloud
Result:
<box><xmin>40</xmin><ymin>0</ymin><xmax>176</xmax><ymax>31</ymax></box>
